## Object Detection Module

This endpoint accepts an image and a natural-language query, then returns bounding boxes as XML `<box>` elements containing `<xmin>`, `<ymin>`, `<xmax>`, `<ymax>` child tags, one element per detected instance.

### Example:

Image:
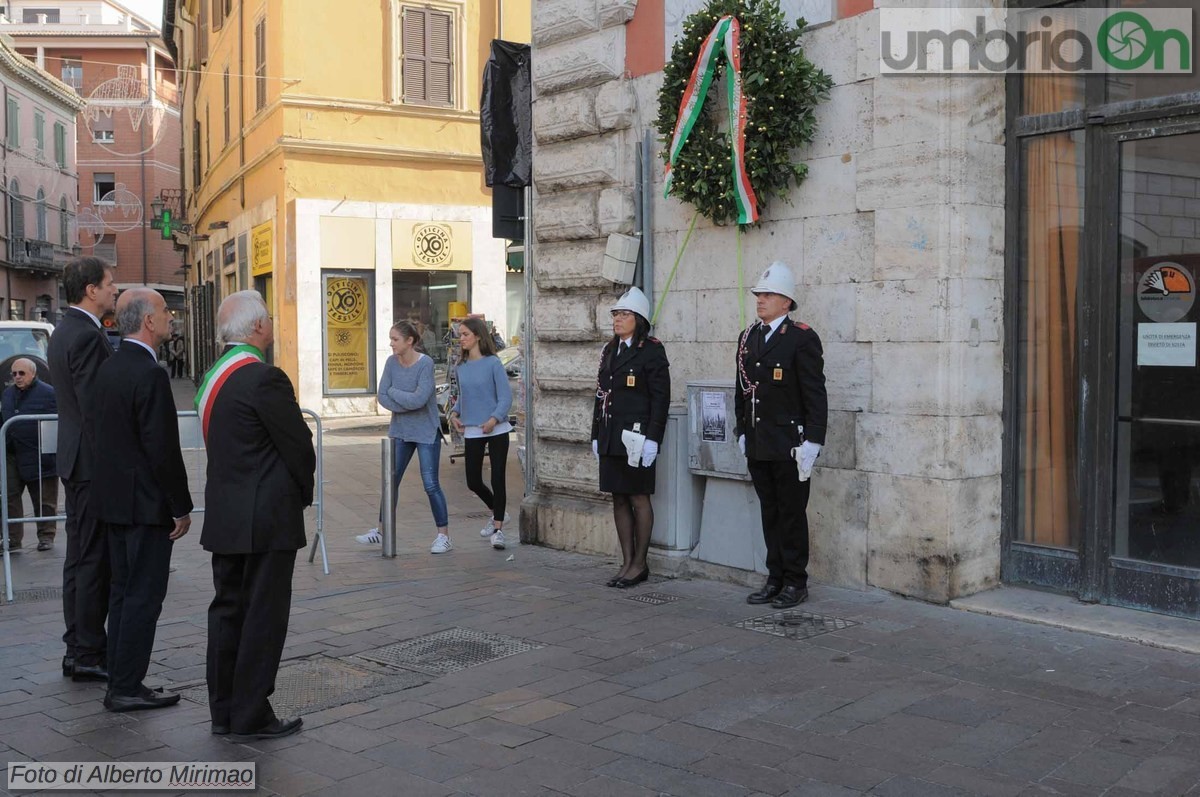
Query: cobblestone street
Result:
<box><xmin>0</xmin><ymin>403</ymin><xmax>1198</xmax><ymax>795</ymax></box>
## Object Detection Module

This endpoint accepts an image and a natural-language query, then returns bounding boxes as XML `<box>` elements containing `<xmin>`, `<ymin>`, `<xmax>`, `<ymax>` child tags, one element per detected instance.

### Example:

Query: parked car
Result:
<box><xmin>0</xmin><ymin>321</ymin><xmax>54</xmax><ymax>390</ymax></box>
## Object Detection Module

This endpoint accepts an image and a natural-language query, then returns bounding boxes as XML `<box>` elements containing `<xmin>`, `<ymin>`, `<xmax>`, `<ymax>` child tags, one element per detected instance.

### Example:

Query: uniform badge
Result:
<box><xmin>626</xmin><ymin>374</ymin><xmax>636</xmax><ymax>387</ymax></box>
<box><xmin>773</xmin><ymin>368</ymin><xmax>783</xmax><ymax>381</ymax></box>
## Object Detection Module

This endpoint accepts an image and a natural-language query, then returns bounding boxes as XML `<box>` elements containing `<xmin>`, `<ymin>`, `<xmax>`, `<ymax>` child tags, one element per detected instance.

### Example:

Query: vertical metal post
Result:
<box><xmin>522</xmin><ymin>184</ymin><xmax>535</xmax><ymax>495</ymax></box>
<box><xmin>0</xmin><ymin>423</ymin><xmax>12</xmax><ymax>603</ymax></box>
<box><xmin>641</xmin><ymin>130</ymin><xmax>655</xmax><ymax>313</ymax></box>
<box><xmin>381</xmin><ymin>437</ymin><xmax>397</xmax><ymax>558</ymax></box>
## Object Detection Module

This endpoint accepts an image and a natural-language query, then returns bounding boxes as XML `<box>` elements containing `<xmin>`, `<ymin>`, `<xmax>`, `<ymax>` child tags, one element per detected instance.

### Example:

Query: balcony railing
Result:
<box><xmin>9</xmin><ymin>237</ymin><xmax>65</xmax><ymax>273</ymax></box>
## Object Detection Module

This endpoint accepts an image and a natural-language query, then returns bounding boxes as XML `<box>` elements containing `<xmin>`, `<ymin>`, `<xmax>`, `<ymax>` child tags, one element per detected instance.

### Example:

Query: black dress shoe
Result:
<box><xmin>746</xmin><ymin>582</ymin><xmax>782</xmax><ymax>605</ymax></box>
<box><xmin>771</xmin><ymin>586</ymin><xmax>808</xmax><ymax>609</ymax></box>
<box><xmin>606</xmin><ymin>573</ymin><xmax>626</xmax><ymax>587</ymax></box>
<box><xmin>230</xmin><ymin>717</ymin><xmax>303</xmax><ymax>741</ymax></box>
<box><xmin>211</xmin><ymin>723</ymin><xmax>230</xmax><ymax>736</ymax></box>
<box><xmin>615</xmin><ymin>567</ymin><xmax>649</xmax><ymax>588</ymax></box>
<box><xmin>72</xmin><ymin>664</ymin><xmax>109</xmax><ymax>682</ymax></box>
<box><xmin>103</xmin><ymin>687</ymin><xmax>180</xmax><ymax>713</ymax></box>
<box><xmin>62</xmin><ymin>656</ymin><xmax>75</xmax><ymax>677</ymax></box>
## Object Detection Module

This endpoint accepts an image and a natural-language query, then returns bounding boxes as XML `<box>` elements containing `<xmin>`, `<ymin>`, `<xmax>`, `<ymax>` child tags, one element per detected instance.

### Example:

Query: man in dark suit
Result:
<box><xmin>735</xmin><ymin>262</ymin><xmax>828</xmax><ymax>609</ymax></box>
<box><xmin>92</xmin><ymin>288</ymin><xmax>192</xmax><ymax>711</ymax></box>
<box><xmin>2</xmin><ymin>358</ymin><xmax>58</xmax><ymax>552</ymax></box>
<box><xmin>48</xmin><ymin>257</ymin><xmax>119</xmax><ymax>681</ymax></box>
<box><xmin>197</xmin><ymin>290</ymin><xmax>314</xmax><ymax>741</ymax></box>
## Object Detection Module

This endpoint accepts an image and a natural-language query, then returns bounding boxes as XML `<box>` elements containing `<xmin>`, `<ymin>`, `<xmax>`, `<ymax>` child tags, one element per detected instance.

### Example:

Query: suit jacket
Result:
<box><xmin>47</xmin><ymin>307</ymin><xmax>112</xmax><ymax>482</ymax></box>
<box><xmin>591</xmin><ymin>337</ymin><xmax>671</xmax><ymax>456</ymax></box>
<box><xmin>200</xmin><ymin>349</ymin><xmax>315</xmax><ymax>554</ymax></box>
<box><xmin>734</xmin><ymin>317</ymin><xmax>828</xmax><ymax>461</ymax></box>
<box><xmin>1</xmin><ymin>379</ymin><xmax>57</xmax><ymax>481</ymax></box>
<box><xmin>91</xmin><ymin>342</ymin><xmax>193</xmax><ymax>526</ymax></box>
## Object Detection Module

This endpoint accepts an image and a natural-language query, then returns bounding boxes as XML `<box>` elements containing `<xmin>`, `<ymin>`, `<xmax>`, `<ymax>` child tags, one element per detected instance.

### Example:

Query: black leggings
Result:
<box><xmin>464</xmin><ymin>433</ymin><xmax>509</xmax><ymax>522</ymax></box>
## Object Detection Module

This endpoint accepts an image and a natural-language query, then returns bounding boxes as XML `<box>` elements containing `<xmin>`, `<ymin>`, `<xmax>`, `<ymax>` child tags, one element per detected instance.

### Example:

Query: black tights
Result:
<box><xmin>612</xmin><ymin>493</ymin><xmax>653</xmax><ymax>578</ymax></box>
<box><xmin>464</xmin><ymin>433</ymin><xmax>509</xmax><ymax>523</ymax></box>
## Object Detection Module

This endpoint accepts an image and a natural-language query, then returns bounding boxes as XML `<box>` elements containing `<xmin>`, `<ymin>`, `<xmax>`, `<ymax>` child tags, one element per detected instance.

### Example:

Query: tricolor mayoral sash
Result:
<box><xmin>194</xmin><ymin>344</ymin><xmax>264</xmax><ymax>442</ymax></box>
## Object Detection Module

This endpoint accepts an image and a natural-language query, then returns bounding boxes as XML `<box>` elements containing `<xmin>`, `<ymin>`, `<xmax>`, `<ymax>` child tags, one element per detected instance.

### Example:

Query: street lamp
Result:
<box><xmin>151</xmin><ymin>197</ymin><xmax>164</xmax><ymax>220</ymax></box>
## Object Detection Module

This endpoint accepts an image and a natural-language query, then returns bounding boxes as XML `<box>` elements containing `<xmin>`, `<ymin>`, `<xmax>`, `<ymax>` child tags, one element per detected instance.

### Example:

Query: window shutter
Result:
<box><xmin>198</xmin><ymin>1</ymin><xmax>209</xmax><ymax>63</ymax></box>
<box><xmin>54</xmin><ymin>123</ymin><xmax>65</xmax><ymax>167</ymax></box>
<box><xmin>34</xmin><ymin>113</ymin><xmax>44</xmax><ymax>153</ymax></box>
<box><xmin>7</xmin><ymin>99</ymin><xmax>18</xmax><ymax>147</ymax></box>
<box><xmin>427</xmin><ymin>10</ymin><xmax>453</xmax><ymax>106</ymax></box>
<box><xmin>402</xmin><ymin>7</ymin><xmax>427</xmax><ymax>103</ymax></box>
<box><xmin>212</xmin><ymin>0</ymin><xmax>223</xmax><ymax>30</ymax></box>
<box><xmin>255</xmin><ymin>20</ymin><xmax>267</xmax><ymax>110</ymax></box>
<box><xmin>9</xmin><ymin>182</ymin><xmax>23</xmax><ymax>241</ymax></box>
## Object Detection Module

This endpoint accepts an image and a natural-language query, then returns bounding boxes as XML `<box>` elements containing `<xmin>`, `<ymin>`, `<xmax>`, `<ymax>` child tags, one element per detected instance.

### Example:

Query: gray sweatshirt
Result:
<box><xmin>377</xmin><ymin>354</ymin><xmax>440</xmax><ymax>444</ymax></box>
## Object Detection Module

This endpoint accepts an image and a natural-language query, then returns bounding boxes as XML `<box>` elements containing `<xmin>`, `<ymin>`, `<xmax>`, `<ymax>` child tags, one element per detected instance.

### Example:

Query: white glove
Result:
<box><xmin>641</xmin><ymin>439</ymin><xmax>658</xmax><ymax>467</ymax></box>
<box><xmin>591</xmin><ymin>439</ymin><xmax>599</xmax><ymax>462</ymax></box>
<box><xmin>799</xmin><ymin>441</ymin><xmax>822</xmax><ymax>472</ymax></box>
<box><xmin>738</xmin><ymin>435</ymin><xmax>746</xmax><ymax>456</ymax></box>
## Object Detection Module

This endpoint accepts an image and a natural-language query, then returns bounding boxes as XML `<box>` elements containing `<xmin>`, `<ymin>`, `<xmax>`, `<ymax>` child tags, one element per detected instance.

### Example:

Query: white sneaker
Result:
<box><xmin>480</xmin><ymin>512</ymin><xmax>511</xmax><ymax>537</ymax></box>
<box><xmin>431</xmin><ymin>533</ymin><xmax>453</xmax><ymax>554</ymax></box>
<box><xmin>355</xmin><ymin>528</ymin><xmax>382</xmax><ymax>544</ymax></box>
<box><xmin>491</xmin><ymin>530</ymin><xmax>506</xmax><ymax>550</ymax></box>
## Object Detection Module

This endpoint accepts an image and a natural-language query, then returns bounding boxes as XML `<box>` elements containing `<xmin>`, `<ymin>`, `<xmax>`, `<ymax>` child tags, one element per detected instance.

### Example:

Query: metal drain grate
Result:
<box><xmin>734</xmin><ymin>610</ymin><xmax>859</xmax><ymax>640</ymax></box>
<box><xmin>178</xmin><ymin>656</ymin><xmax>426</xmax><ymax>716</ymax></box>
<box><xmin>627</xmin><ymin>592</ymin><xmax>680</xmax><ymax>606</ymax></box>
<box><xmin>355</xmin><ymin>627</ymin><xmax>542</xmax><ymax>676</ymax></box>
<box><xmin>8</xmin><ymin>586</ymin><xmax>64</xmax><ymax>604</ymax></box>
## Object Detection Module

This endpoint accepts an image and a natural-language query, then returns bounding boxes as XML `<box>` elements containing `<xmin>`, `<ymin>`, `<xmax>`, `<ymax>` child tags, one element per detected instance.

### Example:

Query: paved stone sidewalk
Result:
<box><xmin>0</xmin><ymin>418</ymin><xmax>1198</xmax><ymax>796</ymax></box>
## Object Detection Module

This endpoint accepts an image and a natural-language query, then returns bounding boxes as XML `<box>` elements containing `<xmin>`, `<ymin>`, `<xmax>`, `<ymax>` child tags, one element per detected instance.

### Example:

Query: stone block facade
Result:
<box><xmin>524</xmin><ymin>0</ymin><xmax>1006</xmax><ymax>603</ymax></box>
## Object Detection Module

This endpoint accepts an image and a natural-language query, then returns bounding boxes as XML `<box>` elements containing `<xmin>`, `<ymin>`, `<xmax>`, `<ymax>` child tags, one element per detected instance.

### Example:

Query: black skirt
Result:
<box><xmin>599</xmin><ymin>454</ymin><xmax>657</xmax><ymax>495</ymax></box>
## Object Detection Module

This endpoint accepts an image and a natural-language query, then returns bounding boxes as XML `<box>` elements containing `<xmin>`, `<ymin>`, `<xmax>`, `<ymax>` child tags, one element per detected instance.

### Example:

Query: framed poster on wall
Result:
<box><xmin>322</xmin><ymin>271</ymin><xmax>375</xmax><ymax>394</ymax></box>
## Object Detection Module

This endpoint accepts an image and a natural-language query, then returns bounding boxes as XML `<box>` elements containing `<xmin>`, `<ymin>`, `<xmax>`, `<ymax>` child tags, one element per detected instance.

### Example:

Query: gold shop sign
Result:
<box><xmin>251</xmin><ymin>220</ymin><xmax>273</xmax><ymax>276</ymax></box>
<box><xmin>391</xmin><ymin>220</ymin><xmax>473</xmax><ymax>270</ymax></box>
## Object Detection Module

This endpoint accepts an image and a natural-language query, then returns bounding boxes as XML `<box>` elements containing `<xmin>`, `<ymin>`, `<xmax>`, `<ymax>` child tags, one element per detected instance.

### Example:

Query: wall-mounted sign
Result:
<box><xmin>252</xmin><ymin>220</ymin><xmax>273</xmax><ymax>276</ymax></box>
<box><xmin>1137</xmin><ymin>262</ymin><xmax>1195</xmax><ymax>323</ymax></box>
<box><xmin>1137</xmin><ymin>322</ymin><xmax>1196</xmax><ymax>367</ymax></box>
<box><xmin>392</xmin><ymin>220</ymin><xmax>473</xmax><ymax>270</ymax></box>
<box><xmin>323</xmin><ymin>274</ymin><xmax>373</xmax><ymax>392</ymax></box>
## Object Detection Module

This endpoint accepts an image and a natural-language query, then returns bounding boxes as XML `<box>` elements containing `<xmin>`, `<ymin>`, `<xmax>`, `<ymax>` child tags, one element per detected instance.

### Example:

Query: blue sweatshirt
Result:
<box><xmin>451</xmin><ymin>356</ymin><xmax>512</xmax><ymax>426</ymax></box>
<box><xmin>376</xmin><ymin>354</ymin><xmax>440</xmax><ymax>444</ymax></box>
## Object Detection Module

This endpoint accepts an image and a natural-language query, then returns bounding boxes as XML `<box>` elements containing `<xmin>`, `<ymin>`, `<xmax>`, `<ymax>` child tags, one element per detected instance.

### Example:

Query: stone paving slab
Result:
<box><xmin>0</xmin><ymin>417</ymin><xmax>1198</xmax><ymax>795</ymax></box>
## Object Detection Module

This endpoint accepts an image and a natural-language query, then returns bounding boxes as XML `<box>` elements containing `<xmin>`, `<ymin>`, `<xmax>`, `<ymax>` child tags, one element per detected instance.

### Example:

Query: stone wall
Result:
<box><xmin>524</xmin><ymin>0</ymin><xmax>1007</xmax><ymax>603</ymax></box>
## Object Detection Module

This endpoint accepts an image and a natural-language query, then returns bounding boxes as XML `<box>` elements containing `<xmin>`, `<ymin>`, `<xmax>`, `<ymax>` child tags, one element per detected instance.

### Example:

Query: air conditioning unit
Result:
<box><xmin>601</xmin><ymin>233</ymin><xmax>640</xmax><ymax>285</ymax></box>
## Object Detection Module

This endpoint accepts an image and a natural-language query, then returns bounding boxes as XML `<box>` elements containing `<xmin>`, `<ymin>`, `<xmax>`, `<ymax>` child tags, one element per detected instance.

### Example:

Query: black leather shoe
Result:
<box><xmin>771</xmin><ymin>586</ymin><xmax>808</xmax><ymax>609</ymax></box>
<box><xmin>606</xmin><ymin>573</ymin><xmax>624</xmax><ymax>587</ymax></box>
<box><xmin>37</xmin><ymin>540</ymin><xmax>52</xmax><ymax>551</ymax></box>
<box><xmin>62</xmin><ymin>656</ymin><xmax>75</xmax><ymax>677</ymax></box>
<box><xmin>230</xmin><ymin>717</ymin><xmax>303</xmax><ymax>741</ymax></box>
<box><xmin>104</xmin><ymin>688</ymin><xmax>180</xmax><ymax>713</ymax></box>
<box><xmin>746</xmin><ymin>582</ymin><xmax>782</xmax><ymax>605</ymax></box>
<box><xmin>211</xmin><ymin>723</ymin><xmax>230</xmax><ymax>736</ymax></box>
<box><xmin>615</xmin><ymin>567</ymin><xmax>649</xmax><ymax>589</ymax></box>
<box><xmin>72</xmin><ymin>664</ymin><xmax>109</xmax><ymax>682</ymax></box>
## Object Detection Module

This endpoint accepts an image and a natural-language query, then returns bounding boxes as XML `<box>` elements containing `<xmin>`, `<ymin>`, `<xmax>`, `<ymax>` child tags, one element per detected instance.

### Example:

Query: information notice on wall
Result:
<box><xmin>1137</xmin><ymin>322</ymin><xmax>1197</xmax><ymax>367</ymax></box>
<box><xmin>324</xmin><ymin>275</ymin><xmax>371</xmax><ymax>391</ymax></box>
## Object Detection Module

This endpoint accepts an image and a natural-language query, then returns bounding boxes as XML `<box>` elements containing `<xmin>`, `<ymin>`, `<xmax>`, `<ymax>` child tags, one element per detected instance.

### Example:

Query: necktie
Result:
<box><xmin>757</xmin><ymin>325</ymin><xmax>768</xmax><ymax>350</ymax></box>
<box><xmin>618</xmin><ymin>341</ymin><xmax>628</xmax><ymax>356</ymax></box>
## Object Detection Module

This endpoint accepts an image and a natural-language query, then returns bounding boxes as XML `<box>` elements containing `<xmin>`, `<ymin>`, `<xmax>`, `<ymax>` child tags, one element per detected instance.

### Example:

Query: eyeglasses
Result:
<box><xmin>10</xmin><ymin>371</ymin><xmax>26</xmax><ymax>377</ymax></box>
<box><xmin>611</xmin><ymin>310</ymin><xmax>635</xmax><ymax>319</ymax></box>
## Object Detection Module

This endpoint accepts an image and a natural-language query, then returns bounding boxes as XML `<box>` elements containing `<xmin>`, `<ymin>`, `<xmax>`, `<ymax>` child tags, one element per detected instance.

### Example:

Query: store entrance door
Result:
<box><xmin>1110</xmin><ymin>129</ymin><xmax>1200</xmax><ymax>616</ymax></box>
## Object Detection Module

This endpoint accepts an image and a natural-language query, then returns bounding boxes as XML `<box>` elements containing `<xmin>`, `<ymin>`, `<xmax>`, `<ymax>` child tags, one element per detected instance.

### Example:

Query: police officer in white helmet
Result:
<box><xmin>735</xmin><ymin>262</ymin><xmax>827</xmax><ymax>608</ymax></box>
<box><xmin>591</xmin><ymin>286</ymin><xmax>671</xmax><ymax>588</ymax></box>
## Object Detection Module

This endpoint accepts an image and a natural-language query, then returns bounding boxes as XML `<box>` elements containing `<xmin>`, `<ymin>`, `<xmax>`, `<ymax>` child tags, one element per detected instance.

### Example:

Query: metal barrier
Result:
<box><xmin>0</xmin><ymin>408</ymin><xmax>328</xmax><ymax>603</ymax></box>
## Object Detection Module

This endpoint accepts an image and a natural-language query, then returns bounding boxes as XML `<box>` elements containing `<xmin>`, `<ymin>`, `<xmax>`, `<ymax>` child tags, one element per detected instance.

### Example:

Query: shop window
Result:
<box><xmin>322</xmin><ymin>271</ymin><xmax>375</xmax><ymax>394</ymax></box>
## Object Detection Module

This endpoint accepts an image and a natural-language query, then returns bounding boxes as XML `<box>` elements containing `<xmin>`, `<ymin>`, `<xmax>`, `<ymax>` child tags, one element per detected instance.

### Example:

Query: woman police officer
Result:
<box><xmin>590</xmin><ymin>287</ymin><xmax>671</xmax><ymax>588</ymax></box>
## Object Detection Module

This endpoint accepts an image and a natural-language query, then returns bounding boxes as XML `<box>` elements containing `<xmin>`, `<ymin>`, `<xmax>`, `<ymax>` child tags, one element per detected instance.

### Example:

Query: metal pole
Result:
<box><xmin>522</xmin><ymin>184</ymin><xmax>535</xmax><ymax>496</ymax></box>
<box><xmin>641</xmin><ymin>130</ymin><xmax>655</xmax><ymax>314</ymax></box>
<box><xmin>381</xmin><ymin>436</ymin><xmax>396</xmax><ymax>558</ymax></box>
<box><xmin>0</xmin><ymin>420</ymin><xmax>12</xmax><ymax>603</ymax></box>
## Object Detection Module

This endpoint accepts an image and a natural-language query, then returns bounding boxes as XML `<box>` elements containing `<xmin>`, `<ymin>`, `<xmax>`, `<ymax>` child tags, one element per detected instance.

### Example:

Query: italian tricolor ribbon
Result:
<box><xmin>194</xmin><ymin>344</ymin><xmax>264</xmax><ymax>442</ymax></box>
<box><xmin>663</xmin><ymin>15</ymin><xmax>759</xmax><ymax>225</ymax></box>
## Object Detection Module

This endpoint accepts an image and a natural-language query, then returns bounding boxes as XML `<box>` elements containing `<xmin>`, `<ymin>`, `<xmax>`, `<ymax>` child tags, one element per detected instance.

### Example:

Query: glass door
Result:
<box><xmin>1111</xmin><ymin>130</ymin><xmax>1200</xmax><ymax>616</ymax></box>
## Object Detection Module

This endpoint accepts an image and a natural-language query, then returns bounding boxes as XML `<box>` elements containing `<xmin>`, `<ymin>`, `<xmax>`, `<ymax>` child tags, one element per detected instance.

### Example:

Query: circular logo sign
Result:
<box><xmin>413</xmin><ymin>224</ymin><xmax>452</xmax><ymax>267</ymax></box>
<box><xmin>325</xmin><ymin>278</ymin><xmax>367</xmax><ymax>326</ymax></box>
<box><xmin>1137</xmin><ymin>262</ymin><xmax>1196</xmax><ymax>322</ymax></box>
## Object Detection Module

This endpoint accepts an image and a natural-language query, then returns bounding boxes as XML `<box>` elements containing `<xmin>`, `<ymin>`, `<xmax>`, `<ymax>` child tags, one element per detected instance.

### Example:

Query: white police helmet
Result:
<box><xmin>611</xmin><ymin>286</ymin><xmax>651</xmax><ymax>323</ymax></box>
<box><xmin>751</xmin><ymin>261</ymin><xmax>797</xmax><ymax>310</ymax></box>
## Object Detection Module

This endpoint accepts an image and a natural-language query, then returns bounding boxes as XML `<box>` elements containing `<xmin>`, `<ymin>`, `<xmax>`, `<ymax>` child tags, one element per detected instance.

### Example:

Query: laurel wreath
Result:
<box><xmin>655</xmin><ymin>0</ymin><xmax>832</xmax><ymax>227</ymax></box>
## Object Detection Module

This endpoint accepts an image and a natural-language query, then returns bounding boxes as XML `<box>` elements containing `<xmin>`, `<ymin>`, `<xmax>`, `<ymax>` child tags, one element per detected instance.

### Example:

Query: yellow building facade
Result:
<box><xmin>166</xmin><ymin>0</ymin><xmax>529</xmax><ymax>414</ymax></box>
